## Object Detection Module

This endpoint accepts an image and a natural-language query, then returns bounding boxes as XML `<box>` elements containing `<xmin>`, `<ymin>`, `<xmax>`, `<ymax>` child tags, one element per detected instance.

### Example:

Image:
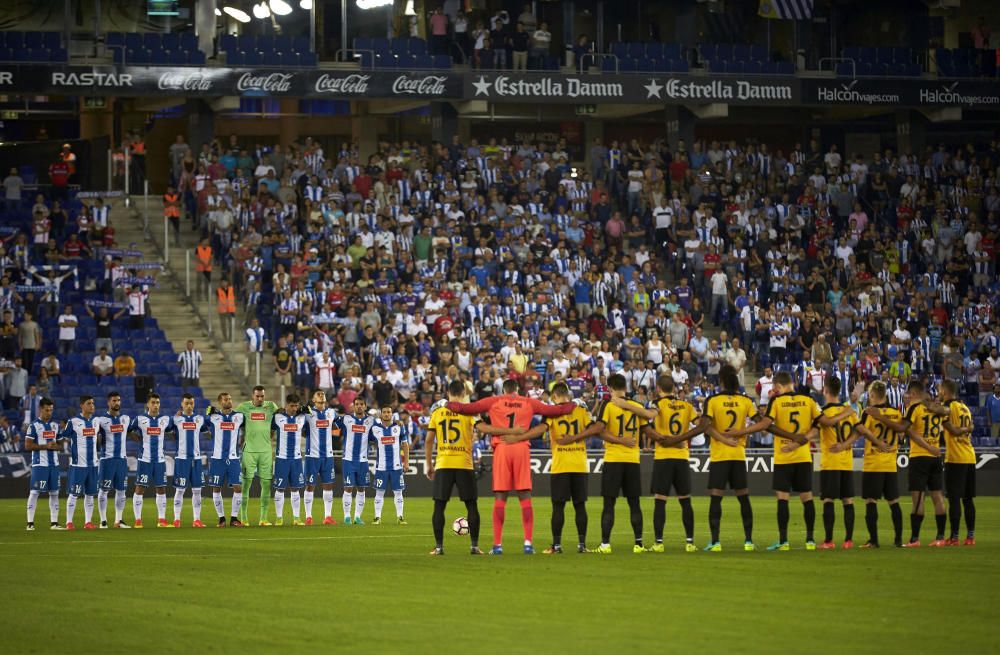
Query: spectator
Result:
<box><xmin>273</xmin><ymin>334</ymin><xmax>293</xmax><ymax>395</ymax></box>
<box><xmin>517</xmin><ymin>2</ymin><xmax>537</xmax><ymax>32</ymax></box>
<box><xmin>126</xmin><ymin>284</ymin><xmax>149</xmax><ymax>332</ymax></box>
<box><xmin>3</xmin><ymin>356</ymin><xmax>27</xmax><ymax>410</ymax></box>
<box><xmin>987</xmin><ymin>384</ymin><xmax>1000</xmax><ymax>438</ymax></box>
<box><xmin>92</xmin><ymin>347</ymin><xmax>114</xmax><ymax>379</ymax></box>
<box><xmin>530</xmin><ymin>21</ymin><xmax>551</xmax><ymax>69</ymax></box>
<box><xmin>19</xmin><ymin>384</ymin><xmax>41</xmax><ymax>428</ymax></box>
<box><xmin>114</xmin><ymin>350</ymin><xmax>136</xmax><ymax>380</ymax></box>
<box><xmin>57</xmin><ymin>304</ymin><xmax>78</xmax><ymax>355</ymax></box>
<box><xmin>48</xmin><ymin>154</ymin><xmax>70</xmax><ymax>201</ymax></box>
<box><xmin>39</xmin><ymin>353</ymin><xmax>60</xmax><ymax>381</ymax></box>
<box><xmin>489</xmin><ymin>16</ymin><xmax>509</xmax><ymax>69</ymax></box>
<box><xmin>511</xmin><ymin>22</ymin><xmax>530</xmax><ymax>71</ymax></box>
<box><xmin>17</xmin><ymin>311</ymin><xmax>42</xmax><ymax>372</ymax></box>
<box><xmin>178</xmin><ymin>340</ymin><xmax>202</xmax><ymax>392</ymax></box>
<box><xmin>85</xmin><ymin>303</ymin><xmax>127</xmax><ymax>354</ymax></box>
<box><xmin>0</xmin><ymin>415</ymin><xmax>20</xmax><ymax>452</ymax></box>
<box><xmin>2</xmin><ymin>167</ymin><xmax>23</xmax><ymax>213</ymax></box>
<box><xmin>216</xmin><ymin>278</ymin><xmax>236</xmax><ymax>340</ymax></box>
<box><xmin>429</xmin><ymin>7</ymin><xmax>450</xmax><ymax>57</ymax></box>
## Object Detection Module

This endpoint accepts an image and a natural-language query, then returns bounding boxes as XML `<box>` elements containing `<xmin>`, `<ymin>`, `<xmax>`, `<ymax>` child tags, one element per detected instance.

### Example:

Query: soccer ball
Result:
<box><xmin>452</xmin><ymin>517</ymin><xmax>470</xmax><ymax>536</ymax></box>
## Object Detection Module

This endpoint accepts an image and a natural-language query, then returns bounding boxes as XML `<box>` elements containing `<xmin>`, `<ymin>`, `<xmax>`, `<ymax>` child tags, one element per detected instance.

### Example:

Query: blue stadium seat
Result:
<box><xmin>610</xmin><ymin>42</ymin><xmax>627</xmax><ymax>59</ymax></box>
<box><xmin>125</xmin><ymin>32</ymin><xmax>143</xmax><ymax>50</ymax></box>
<box><xmin>700</xmin><ymin>43</ymin><xmax>716</xmax><ymax>61</ymax></box>
<box><xmin>50</xmin><ymin>47</ymin><xmax>68</xmax><ymax>62</ymax></box>
<box><xmin>262</xmin><ymin>51</ymin><xmax>282</xmax><ymax>67</ymax></box>
<box><xmin>892</xmin><ymin>47</ymin><xmax>911</xmax><ymax>64</ymax></box>
<box><xmin>4</xmin><ymin>31</ymin><xmax>24</xmax><ymax>49</ymax></box>
<box><xmin>644</xmin><ymin>43</ymin><xmax>664</xmax><ymax>59</ymax></box>
<box><xmin>188</xmin><ymin>49</ymin><xmax>206</xmax><ymax>65</ymax></box>
<box><xmin>637</xmin><ymin>57</ymin><xmax>656</xmax><ymax>72</ymax></box>
<box><xmin>715</xmin><ymin>43</ymin><xmax>732</xmax><ymax>60</ymax></box>
<box><xmin>299</xmin><ymin>51</ymin><xmax>317</xmax><ymax>66</ymax></box>
<box><xmin>431</xmin><ymin>54</ymin><xmax>450</xmax><ymax>69</ymax></box>
<box><xmin>371</xmin><ymin>37</ymin><xmax>390</xmax><ymax>55</ymax></box>
<box><xmin>663</xmin><ymin>43</ymin><xmax>682</xmax><ymax>60</ymax></box>
<box><xmin>835</xmin><ymin>62</ymin><xmax>853</xmax><ymax>76</ymax></box>
<box><xmin>397</xmin><ymin>53</ymin><xmax>416</xmax><ymax>68</ymax></box>
<box><xmin>776</xmin><ymin>61</ymin><xmax>794</xmax><ymax>74</ymax></box>
<box><xmin>842</xmin><ymin>46</ymin><xmax>860</xmax><ymax>62</ymax></box>
<box><xmin>874</xmin><ymin>46</ymin><xmax>893</xmax><ymax>64</ymax></box>
<box><xmin>670</xmin><ymin>58</ymin><xmax>689</xmax><ymax>73</ymax></box>
<box><xmin>274</xmin><ymin>35</ymin><xmax>292</xmax><ymax>51</ymax></box>
<box><xmin>627</xmin><ymin>42</ymin><xmax>644</xmax><ymax>59</ymax></box>
<box><xmin>727</xmin><ymin>60</ymin><xmax>745</xmax><ymax>74</ymax></box>
<box><xmin>619</xmin><ymin>57</ymin><xmax>637</xmax><ymax>72</ymax></box>
<box><xmin>180</xmin><ymin>32</ymin><xmax>198</xmax><ymax>51</ymax></box>
<box><xmin>750</xmin><ymin>44</ymin><xmax>767</xmax><ymax>61</ymax></box>
<box><xmin>354</xmin><ymin>36</ymin><xmax>372</xmax><ymax>52</ymax></box>
<box><xmin>652</xmin><ymin>58</ymin><xmax>670</xmax><ymax>73</ymax></box>
<box><xmin>391</xmin><ymin>37</ymin><xmax>409</xmax><ymax>55</ymax></box>
<box><xmin>708</xmin><ymin>59</ymin><xmax>726</xmax><ymax>74</ymax></box>
<box><xmin>293</xmin><ymin>35</ymin><xmax>311</xmax><ymax>52</ymax></box>
<box><xmin>744</xmin><ymin>60</ymin><xmax>762</xmax><ymax>74</ymax></box>
<box><xmin>281</xmin><ymin>52</ymin><xmax>300</xmax><ymax>66</ymax></box>
<box><xmin>227</xmin><ymin>50</ymin><xmax>244</xmax><ymax>66</ymax></box>
<box><xmin>0</xmin><ymin>47</ymin><xmax>11</xmax><ymax>61</ymax></box>
<box><xmin>244</xmin><ymin>51</ymin><xmax>262</xmax><ymax>66</ymax></box>
<box><xmin>733</xmin><ymin>44</ymin><xmax>750</xmax><ymax>61</ymax></box>
<box><xmin>257</xmin><ymin>35</ymin><xmax>274</xmax><ymax>52</ymax></box>
<box><xmin>858</xmin><ymin>46</ymin><xmax>875</xmax><ymax>63</ymax></box>
<box><xmin>162</xmin><ymin>33</ymin><xmax>179</xmax><ymax>50</ymax></box>
<box><xmin>237</xmin><ymin>35</ymin><xmax>256</xmax><ymax>52</ymax></box>
<box><xmin>168</xmin><ymin>50</ymin><xmax>186</xmax><ymax>65</ymax></box>
<box><xmin>220</xmin><ymin>34</ymin><xmax>237</xmax><ymax>52</ymax></box>
<box><xmin>25</xmin><ymin>31</ymin><xmax>43</xmax><ymax>48</ymax></box>
<box><xmin>408</xmin><ymin>37</ymin><xmax>427</xmax><ymax>55</ymax></box>
<box><xmin>374</xmin><ymin>53</ymin><xmax>396</xmax><ymax>68</ymax></box>
<box><xmin>106</xmin><ymin>32</ymin><xmax>124</xmax><ymax>47</ymax></box>
<box><xmin>414</xmin><ymin>53</ymin><xmax>433</xmax><ymax>68</ymax></box>
<box><xmin>151</xmin><ymin>48</ymin><xmax>169</xmax><ymax>65</ymax></box>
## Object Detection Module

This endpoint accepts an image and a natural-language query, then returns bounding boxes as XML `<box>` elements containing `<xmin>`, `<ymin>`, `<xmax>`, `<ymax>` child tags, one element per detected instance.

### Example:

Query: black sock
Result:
<box><xmin>948</xmin><ymin>498</ymin><xmax>961</xmax><ymax>538</ymax></box>
<box><xmin>627</xmin><ymin>496</ymin><xmax>643</xmax><ymax>545</ymax></box>
<box><xmin>551</xmin><ymin>500</ymin><xmax>566</xmax><ymax>547</ymax></box>
<box><xmin>934</xmin><ymin>513</ymin><xmax>946</xmax><ymax>540</ymax></box>
<box><xmin>709</xmin><ymin>495</ymin><xmax>722</xmax><ymax>543</ymax></box>
<box><xmin>865</xmin><ymin>503</ymin><xmax>879</xmax><ymax>545</ymax></box>
<box><xmin>653</xmin><ymin>498</ymin><xmax>667</xmax><ymax>541</ymax></box>
<box><xmin>803</xmin><ymin>499</ymin><xmax>816</xmax><ymax>542</ymax></box>
<box><xmin>432</xmin><ymin>499</ymin><xmax>447</xmax><ymax>548</ymax></box>
<box><xmin>962</xmin><ymin>498</ymin><xmax>976</xmax><ymax>537</ymax></box>
<box><xmin>464</xmin><ymin>500</ymin><xmax>481</xmax><ymax>548</ymax></box>
<box><xmin>679</xmin><ymin>497</ymin><xmax>694</xmax><ymax>541</ymax></box>
<box><xmin>777</xmin><ymin>499</ymin><xmax>790</xmax><ymax>543</ymax></box>
<box><xmin>910</xmin><ymin>512</ymin><xmax>924</xmax><ymax>542</ymax></box>
<box><xmin>738</xmin><ymin>494</ymin><xmax>753</xmax><ymax>541</ymax></box>
<box><xmin>844</xmin><ymin>504</ymin><xmax>855</xmax><ymax>541</ymax></box>
<box><xmin>601</xmin><ymin>496</ymin><xmax>616</xmax><ymax>544</ymax></box>
<box><xmin>890</xmin><ymin>503</ymin><xmax>903</xmax><ymax>545</ymax></box>
<box><xmin>823</xmin><ymin>502</ymin><xmax>835</xmax><ymax>542</ymax></box>
<box><xmin>573</xmin><ymin>500</ymin><xmax>587</xmax><ymax>545</ymax></box>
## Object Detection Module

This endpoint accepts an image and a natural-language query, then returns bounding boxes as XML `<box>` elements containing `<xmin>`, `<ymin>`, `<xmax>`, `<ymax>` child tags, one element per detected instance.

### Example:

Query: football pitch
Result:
<box><xmin>3</xmin><ymin>496</ymin><xmax>999</xmax><ymax>655</ymax></box>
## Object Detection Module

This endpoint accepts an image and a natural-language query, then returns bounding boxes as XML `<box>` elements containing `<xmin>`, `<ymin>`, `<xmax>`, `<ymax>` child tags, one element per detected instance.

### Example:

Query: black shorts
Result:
<box><xmin>707</xmin><ymin>460</ymin><xmax>748</xmax><ymax>491</ymax></box>
<box><xmin>820</xmin><ymin>470</ymin><xmax>855</xmax><ymax>500</ymax></box>
<box><xmin>862</xmin><ymin>472</ymin><xmax>900</xmax><ymax>501</ymax></box>
<box><xmin>551</xmin><ymin>472</ymin><xmax>588</xmax><ymax>503</ymax></box>
<box><xmin>773</xmin><ymin>462</ymin><xmax>813</xmax><ymax>493</ymax></box>
<box><xmin>945</xmin><ymin>463</ymin><xmax>976</xmax><ymax>500</ymax></box>
<box><xmin>651</xmin><ymin>459</ymin><xmax>692</xmax><ymax>496</ymax></box>
<box><xmin>908</xmin><ymin>456</ymin><xmax>943</xmax><ymax>493</ymax></box>
<box><xmin>432</xmin><ymin>468</ymin><xmax>478</xmax><ymax>502</ymax></box>
<box><xmin>601</xmin><ymin>462</ymin><xmax>642</xmax><ymax>498</ymax></box>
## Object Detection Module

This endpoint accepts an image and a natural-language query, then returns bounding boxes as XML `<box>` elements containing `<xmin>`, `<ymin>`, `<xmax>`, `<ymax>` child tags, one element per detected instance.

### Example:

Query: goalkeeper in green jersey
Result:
<box><xmin>233</xmin><ymin>386</ymin><xmax>279</xmax><ymax>525</ymax></box>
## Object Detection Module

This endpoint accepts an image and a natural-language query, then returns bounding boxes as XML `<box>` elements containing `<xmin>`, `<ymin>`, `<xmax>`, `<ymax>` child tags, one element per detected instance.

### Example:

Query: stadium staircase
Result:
<box><xmin>119</xmin><ymin>197</ymin><xmax>249</xmax><ymax>402</ymax></box>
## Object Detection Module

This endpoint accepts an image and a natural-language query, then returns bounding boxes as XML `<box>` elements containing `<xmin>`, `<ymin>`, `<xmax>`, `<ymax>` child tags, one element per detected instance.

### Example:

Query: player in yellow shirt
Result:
<box><xmin>592</xmin><ymin>374</ymin><xmax>647</xmax><ymax>554</ymax></box>
<box><xmin>866</xmin><ymin>379</ymin><xmax>948</xmax><ymax>546</ymax></box>
<box><xmin>939</xmin><ymin>380</ymin><xmax>977</xmax><ymax>546</ymax></box>
<box><xmin>480</xmin><ymin>382</ymin><xmax>605</xmax><ymax>554</ymax></box>
<box><xmin>699</xmin><ymin>365</ymin><xmax>761</xmax><ymax>552</ymax></box>
<box><xmin>815</xmin><ymin>376</ymin><xmax>863</xmax><ymax>549</ymax></box>
<box><xmin>756</xmin><ymin>371</ymin><xmax>853</xmax><ymax>551</ymax></box>
<box><xmin>854</xmin><ymin>381</ymin><xmax>905</xmax><ymax>548</ymax></box>
<box><xmin>425</xmin><ymin>381</ymin><xmax>483</xmax><ymax>555</ymax></box>
<box><xmin>631</xmin><ymin>376</ymin><xmax>705</xmax><ymax>552</ymax></box>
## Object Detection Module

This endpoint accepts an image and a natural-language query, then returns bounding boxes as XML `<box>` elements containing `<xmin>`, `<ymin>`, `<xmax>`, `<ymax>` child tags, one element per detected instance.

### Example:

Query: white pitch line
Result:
<box><xmin>0</xmin><ymin>533</ymin><xmax>431</xmax><ymax>546</ymax></box>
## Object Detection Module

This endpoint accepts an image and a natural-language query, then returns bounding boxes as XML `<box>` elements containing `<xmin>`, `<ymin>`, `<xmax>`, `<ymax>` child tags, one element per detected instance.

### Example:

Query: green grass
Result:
<box><xmin>4</xmin><ymin>495</ymin><xmax>999</xmax><ymax>654</ymax></box>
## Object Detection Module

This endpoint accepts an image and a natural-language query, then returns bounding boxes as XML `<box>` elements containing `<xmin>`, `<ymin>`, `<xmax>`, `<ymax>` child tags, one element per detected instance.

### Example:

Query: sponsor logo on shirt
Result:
<box><xmin>251</xmin><ymin>412</ymin><xmax>266</xmax><ymax>421</ymax></box>
<box><xmin>182</xmin><ymin>422</ymin><xmax>198</xmax><ymax>430</ymax></box>
<box><xmin>220</xmin><ymin>422</ymin><xmax>235</xmax><ymax>430</ymax></box>
<box><xmin>380</xmin><ymin>436</ymin><xmax>395</xmax><ymax>445</ymax></box>
<box><xmin>42</xmin><ymin>430</ymin><xmax>56</xmax><ymax>439</ymax></box>
<box><xmin>351</xmin><ymin>425</ymin><xmax>366</xmax><ymax>433</ymax></box>
<box><xmin>147</xmin><ymin>427</ymin><xmax>161</xmax><ymax>436</ymax></box>
<box><xmin>283</xmin><ymin>424</ymin><xmax>299</xmax><ymax>432</ymax></box>
<box><xmin>82</xmin><ymin>428</ymin><xmax>96</xmax><ymax>437</ymax></box>
<box><xmin>316</xmin><ymin>420</ymin><xmax>330</xmax><ymax>428</ymax></box>
<box><xmin>110</xmin><ymin>424</ymin><xmax>124</xmax><ymax>433</ymax></box>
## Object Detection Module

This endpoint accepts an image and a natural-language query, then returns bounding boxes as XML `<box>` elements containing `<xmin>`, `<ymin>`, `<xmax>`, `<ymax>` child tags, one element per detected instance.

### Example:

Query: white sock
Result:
<box><xmin>393</xmin><ymin>489</ymin><xmax>404</xmax><ymax>518</ymax></box>
<box><xmin>27</xmin><ymin>490</ymin><xmax>39</xmax><ymax>523</ymax></box>
<box><xmin>98</xmin><ymin>490</ymin><xmax>109</xmax><ymax>523</ymax></box>
<box><xmin>66</xmin><ymin>495</ymin><xmax>77</xmax><ymax>524</ymax></box>
<box><xmin>213</xmin><ymin>491</ymin><xmax>224</xmax><ymax>518</ymax></box>
<box><xmin>48</xmin><ymin>492</ymin><xmax>59</xmax><ymax>524</ymax></box>
<box><xmin>290</xmin><ymin>490</ymin><xmax>301</xmax><ymax>520</ymax></box>
<box><xmin>274</xmin><ymin>491</ymin><xmax>285</xmax><ymax>520</ymax></box>
<box><xmin>354</xmin><ymin>490</ymin><xmax>366</xmax><ymax>520</ymax></box>
<box><xmin>84</xmin><ymin>495</ymin><xmax>94</xmax><ymax>524</ymax></box>
<box><xmin>374</xmin><ymin>489</ymin><xmax>385</xmax><ymax>519</ymax></box>
<box><xmin>133</xmin><ymin>493</ymin><xmax>144</xmax><ymax>522</ymax></box>
<box><xmin>304</xmin><ymin>490</ymin><xmax>314</xmax><ymax>519</ymax></box>
<box><xmin>173</xmin><ymin>489</ymin><xmax>185</xmax><ymax>522</ymax></box>
<box><xmin>231</xmin><ymin>491</ymin><xmax>242</xmax><ymax>519</ymax></box>
<box><xmin>342</xmin><ymin>491</ymin><xmax>352</xmax><ymax>519</ymax></box>
<box><xmin>114</xmin><ymin>490</ymin><xmax>126</xmax><ymax>523</ymax></box>
<box><xmin>192</xmin><ymin>489</ymin><xmax>202</xmax><ymax>522</ymax></box>
<box><xmin>155</xmin><ymin>493</ymin><xmax>167</xmax><ymax>520</ymax></box>
<box><xmin>322</xmin><ymin>489</ymin><xmax>333</xmax><ymax>518</ymax></box>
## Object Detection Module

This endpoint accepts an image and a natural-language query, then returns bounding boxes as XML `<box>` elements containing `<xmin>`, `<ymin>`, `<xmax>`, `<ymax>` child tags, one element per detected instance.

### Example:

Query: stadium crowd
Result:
<box><xmin>146</xmin><ymin>127</ymin><xmax>1000</xmax><ymax>455</ymax></box>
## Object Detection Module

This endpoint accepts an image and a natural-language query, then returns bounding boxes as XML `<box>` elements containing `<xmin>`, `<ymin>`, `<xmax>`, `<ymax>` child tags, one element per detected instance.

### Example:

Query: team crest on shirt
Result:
<box><xmin>251</xmin><ymin>412</ymin><xmax>266</xmax><ymax>421</ymax></box>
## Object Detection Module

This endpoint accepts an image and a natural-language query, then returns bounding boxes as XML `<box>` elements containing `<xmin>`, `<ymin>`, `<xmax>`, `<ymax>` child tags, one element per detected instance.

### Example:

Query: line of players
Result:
<box><xmin>23</xmin><ymin>389</ymin><xmax>410</xmax><ymax>530</ymax></box>
<box><xmin>425</xmin><ymin>366</ymin><xmax>979</xmax><ymax>554</ymax></box>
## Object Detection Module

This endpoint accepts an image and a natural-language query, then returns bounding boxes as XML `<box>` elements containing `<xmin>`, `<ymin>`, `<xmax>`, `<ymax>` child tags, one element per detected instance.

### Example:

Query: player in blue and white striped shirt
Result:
<box><xmin>95</xmin><ymin>391</ymin><xmax>133</xmax><ymax>528</ymax></box>
<box><xmin>272</xmin><ymin>395</ymin><xmax>306</xmax><ymax>526</ymax></box>
<box><xmin>171</xmin><ymin>394</ymin><xmax>207</xmax><ymax>528</ymax></box>
<box><xmin>339</xmin><ymin>397</ymin><xmax>375</xmax><ymax>525</ymax></box>
<box><xmin>206</xmin><ymin>392</ymin><xmax>245</xmax><ymax>527</ymax></box>
<box><xmin>304</xmin><ymin>390</ymin><xmax>339</xmax><ymax>525</ymax></box>
<box><xmin>372</xmin><ymin>406</ymin><xmax>409</xmax><ymax>525</ymax></box>
<box><xmin>131</xmin><ymin>393</ymin><xmax>176</xmax><ymax>528</ymax></box>
<box><xmin>62</xmin><ymin>396</ymin><xmax>101</xmax><ymax>530</ymax></box>
<box><xmin>24</xmin><ymin>397</ymin><xmax>63</xmax><ymax>530</ymax></box>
